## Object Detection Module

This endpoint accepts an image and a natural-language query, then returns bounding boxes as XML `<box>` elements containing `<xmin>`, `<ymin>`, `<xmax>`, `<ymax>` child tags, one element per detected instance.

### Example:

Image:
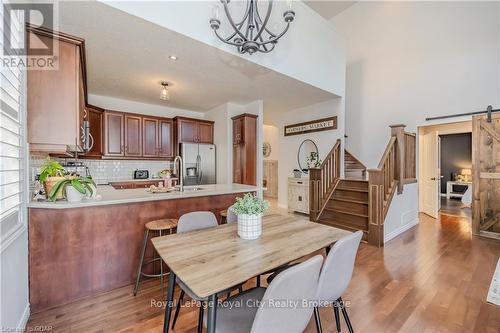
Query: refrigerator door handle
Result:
<box><xmin>196</xmin><ymin>155</ymin><xmax>201</xmax><ymax>184</ymax></box>
<box><xmin>198</xmin><ymin>156</ymin><xmax>203</xmax><ymax>184</ymax></box>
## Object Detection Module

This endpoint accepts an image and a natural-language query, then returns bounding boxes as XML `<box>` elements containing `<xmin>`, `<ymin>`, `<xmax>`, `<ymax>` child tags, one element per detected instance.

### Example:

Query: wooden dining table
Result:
<box><xmin>151</xmin><ymin>213</ymin><xmax>351</xmax><ymax>333</ymax></box>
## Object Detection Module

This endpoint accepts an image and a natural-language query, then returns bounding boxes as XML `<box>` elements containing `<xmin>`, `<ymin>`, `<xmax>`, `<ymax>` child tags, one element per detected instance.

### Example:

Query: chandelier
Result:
<box><xmin>209</xmin><ymin>0</ymin><xmax>295</xmax><ymax>55</ymax></box>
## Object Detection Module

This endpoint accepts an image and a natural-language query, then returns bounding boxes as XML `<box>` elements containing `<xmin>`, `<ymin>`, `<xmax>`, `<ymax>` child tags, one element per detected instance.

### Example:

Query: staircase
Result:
<box><xmin>344</xmin><ymin>150</ymin><xmax>366</xmax><ymax>180</ymax></box>
<box><xmin>318</xmin><ymin>179</ymin><xmax>369</xmax><ymax>240</ymax></box>
<box><xmin>309</xmin><ymin>125</ymin><xmax>417</xmax><ymax>247</ymax></box>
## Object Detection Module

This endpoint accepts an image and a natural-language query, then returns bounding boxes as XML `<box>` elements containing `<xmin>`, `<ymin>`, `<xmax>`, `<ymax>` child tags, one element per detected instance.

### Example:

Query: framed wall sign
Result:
<box><xmin>284</xmin><ymin>116</ymin><xmax>337</xmax><ymax>136</ymax></box>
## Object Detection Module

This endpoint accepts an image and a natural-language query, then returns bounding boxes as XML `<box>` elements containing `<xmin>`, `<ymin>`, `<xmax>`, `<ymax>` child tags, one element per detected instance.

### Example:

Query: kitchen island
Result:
<box><xmin>28</xmin><ymin>184</ymin><xmax>257</xmax><ymax>312</ymax></box>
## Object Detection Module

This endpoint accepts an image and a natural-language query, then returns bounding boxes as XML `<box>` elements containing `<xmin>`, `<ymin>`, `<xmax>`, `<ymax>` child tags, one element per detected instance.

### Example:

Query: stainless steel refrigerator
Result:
<box><xmin>179</xmin><ymin>143</ymin><xmax>216</xmax><ymax>185</ymax></box>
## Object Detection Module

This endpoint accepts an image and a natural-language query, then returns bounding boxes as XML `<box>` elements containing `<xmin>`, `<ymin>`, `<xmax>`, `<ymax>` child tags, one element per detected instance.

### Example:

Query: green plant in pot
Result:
<box><xmin>39</xmin><ymin>158</ymin><xmax>66</xmax><ymax>199</ymax></box>
<box><xmin>306</xmin><ymin>151</ymin><xmax>322</xmax><ymax>169</ymax></box>
<box><xmin>231</xmin><ymin>193</ymin><xmax>269</xmax><ymax>240</ymax></box>
<box><xmin>48</xmin><ymin>176</ymin><xmax>96</xmax><ymax>202</ymax></box>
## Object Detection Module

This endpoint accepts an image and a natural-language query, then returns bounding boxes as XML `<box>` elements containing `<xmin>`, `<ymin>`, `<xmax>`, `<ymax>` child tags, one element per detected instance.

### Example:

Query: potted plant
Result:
<box><xmin>39</xmin><ymin>158</ymin><xmax>66</xmax><ymax>199</ymax></box>
<box><xmin>231</xmin><ymin>193</ymin><xmax>269</xmax><ymax>240</ymax></box>
<box><xmin>48</xmin><ymin>176</ymin><xmax>96</xmax><ymax>202</ymax></box>
<box><xmin>306</xmin><ymin>151</ymin><xmax>322</xmax><ymax>169</ymax></box>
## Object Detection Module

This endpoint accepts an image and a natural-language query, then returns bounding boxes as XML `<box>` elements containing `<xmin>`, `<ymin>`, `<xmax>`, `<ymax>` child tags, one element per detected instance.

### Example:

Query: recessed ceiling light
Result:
<box><xmin>169</xmin><ymin>55</ymin><xmax>178</xmax><ymax>61</ymax></box>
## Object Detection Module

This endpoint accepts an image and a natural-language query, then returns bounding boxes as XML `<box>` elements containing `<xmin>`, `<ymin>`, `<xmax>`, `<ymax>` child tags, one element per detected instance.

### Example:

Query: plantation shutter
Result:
<box><xmin>0</xmin><ymin>3</ymin><xmax>27</xmax><ymax>250</ymax></box>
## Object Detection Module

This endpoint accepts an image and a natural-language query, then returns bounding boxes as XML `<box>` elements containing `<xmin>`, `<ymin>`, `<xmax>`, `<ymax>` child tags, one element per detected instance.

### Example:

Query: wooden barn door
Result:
<box><xmin>472</xmin><ymin>113</ymin><xmax>500</xmax><ymax>239</ymax></box>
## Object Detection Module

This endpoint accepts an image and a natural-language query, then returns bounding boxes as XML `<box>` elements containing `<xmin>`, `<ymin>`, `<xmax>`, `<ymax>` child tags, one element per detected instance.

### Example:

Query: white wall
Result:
<box><xmin>101</xmin><ymin>0</ymin><xmax>346</xmax><ymax>97</ymax></box>
<box><xmin>89</xmin><ymin>94</ymin><xmax>204</xmax><ymax>119</ymax></box>
<box><xmin>205</xmin><ymin>101</ymin><xmax>264</xmax><ymax>197</ymax></box>
<box><xmin>263</xmin><ymin>125</ymin><xmax>280</xmax><ymax>161</ymax></box>
<box><xmin>275</xmin><ymin>99</ymin><xmax>344</xmax><ymax>208</ymax></box>
<box><xmin>332</xmin><ymin>1</ymin><xmax>500</xmax><ymax>239</ymax></box>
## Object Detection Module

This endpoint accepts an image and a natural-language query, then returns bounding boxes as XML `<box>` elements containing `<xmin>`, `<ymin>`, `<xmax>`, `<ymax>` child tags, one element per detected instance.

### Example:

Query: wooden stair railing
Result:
<box><xmin>309</xmin><ymin>139</ymin><xmax>341</xmax><ymax>221</ymax></box>
<box><xmin>367</xmin><ymin>124</ymin><xmax>416</xmax><ymax>246</ymax></box>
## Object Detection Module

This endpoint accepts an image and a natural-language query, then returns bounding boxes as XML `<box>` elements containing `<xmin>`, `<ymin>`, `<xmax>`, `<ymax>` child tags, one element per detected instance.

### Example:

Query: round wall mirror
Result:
<box><xmin>297</xmin><ymin>139</ymin><xmax>318</xmax><ymax>173</ymax></box>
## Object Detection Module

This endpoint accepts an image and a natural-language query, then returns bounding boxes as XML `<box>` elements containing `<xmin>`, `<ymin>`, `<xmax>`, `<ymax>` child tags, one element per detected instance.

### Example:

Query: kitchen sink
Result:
<box><xmin>184</xmin><ymin>187</ymin><xmax>205</xmax><ymax>191</ymax></box>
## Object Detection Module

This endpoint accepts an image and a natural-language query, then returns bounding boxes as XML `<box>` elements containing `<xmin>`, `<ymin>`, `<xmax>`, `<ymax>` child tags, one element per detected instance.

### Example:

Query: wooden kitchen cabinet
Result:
<box><xmin>124</xmin><ymin>115</ymin><xmax>142</xmax><ymax>157</ymax></box>
<box><xmin>142</xmin><ymin>117</ymin><xmax>158</xmax><ymax>157</ymax></box>
<box><xmin>232</xmin><ymin>113</ymin><xmax>257</xmax><ymax>185</ymax></box>
<box><xmin>104</xmin><ymin>111</ymin><xmax>124</xmax><ymax>156</ymax></box>
<box><xmin>159</xmin><ymin>119</ymin><xmax>174</xmax><ymax>158</ymax></box>
<box><xmin>174</xmin><ymin>117</ymin><xmax>214</xmax><ymax>144</ymax></box>
<box><xmin>27</xmin><ymin>26</ymin><xmax>87</xmax><ymax>154</ymax></box>
<box><xmin>85</xmin><ymin>105</ymin><xmax>104</xmax><ymax>158</ymax></box>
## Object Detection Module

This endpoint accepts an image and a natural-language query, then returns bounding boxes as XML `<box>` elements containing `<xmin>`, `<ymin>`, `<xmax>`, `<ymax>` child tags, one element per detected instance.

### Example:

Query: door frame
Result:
<box><xmin>418</xmin><ymin>121</ymin><xmax>472</xmax><ymax>218</ymax></box>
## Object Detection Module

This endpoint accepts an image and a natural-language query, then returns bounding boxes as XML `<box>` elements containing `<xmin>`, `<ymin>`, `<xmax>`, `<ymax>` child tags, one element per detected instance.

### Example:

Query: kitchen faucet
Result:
<box><xmin>173</xmin><ymin>155</ymin><xmax>184</xmax><ymax>192</ymax></box>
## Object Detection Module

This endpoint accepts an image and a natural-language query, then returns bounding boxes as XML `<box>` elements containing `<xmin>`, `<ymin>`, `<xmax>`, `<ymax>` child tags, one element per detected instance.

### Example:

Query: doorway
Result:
<box><xmin>418</xmin><ymin>121</ymin><xmax>472</xmax><ymax>219</ymax></box>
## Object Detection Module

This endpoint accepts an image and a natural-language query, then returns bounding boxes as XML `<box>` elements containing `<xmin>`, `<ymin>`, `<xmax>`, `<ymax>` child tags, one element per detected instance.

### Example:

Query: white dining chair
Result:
<box><xmin>206</xmin><ymin>255</ymin><xmax>324</xmax><ymax>333</ymax></box>
<box><xmin>171</xmin><ymin>211</ymin><xmax>243</xmax><ymax>333</ymax></box>
<box><xmin>314</xmin><ymin>231</ymin><xmax>363</xmax><ymax>333</ymax></box>
<box><xmin>226</xmin><ymin>207</ymin><xmax>238</xmax><ymax>224</ymax></box>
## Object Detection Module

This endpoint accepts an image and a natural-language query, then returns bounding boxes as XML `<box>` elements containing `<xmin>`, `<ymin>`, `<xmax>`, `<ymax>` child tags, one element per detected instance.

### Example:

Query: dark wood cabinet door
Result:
<box><xmin>179</xmin><ymin>119</ymin><xmax>199</xmax><ymax>143</ymax></box>
<box><xmin>104</xmin><ymin>112</ymin><xmax>124</xmax><ymax>156</ymax></box>
<box><xmin>233</xmin><ymin>144</ymin><xmax>242</xmax><ymax>183</ymax></box>
<box><xmin>159</xmin><ymin>119</ymin><xmax>174</xmax><ymax>158</ymax></box>
<box><xmin>233</xmin><ymin>118</ymin><xmax>243</xmax><ymax>144</ymax></box>
<box><xmin>199</xmin><ymin>122</ymin><xmax>214</xmax><ymax>143</ymax></box>
<box><xmin>142</xmin><ymin>117</ymin><xmax>158</xmax><ymax>157</ymax></box>
<box><xmin>86</xmin><ymin>106</ymin><xmax>103</xmax><ymax>157</ymax></box>
<box><xmin>125</xmin><ymin>115</ymin><xmax>142</xmax><ymax>156</ymax></box>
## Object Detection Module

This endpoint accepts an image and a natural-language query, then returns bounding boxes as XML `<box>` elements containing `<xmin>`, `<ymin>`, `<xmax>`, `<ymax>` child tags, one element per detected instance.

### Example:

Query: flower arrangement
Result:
<box><xmin>306</xmin><ymin>151</ymin><xmax>322</xmax><ymax>168</ymax></box>
<box><xmin>231</xmin><ymin>193</ymin><xmax>269</xmax><ymax>216</ymax></box>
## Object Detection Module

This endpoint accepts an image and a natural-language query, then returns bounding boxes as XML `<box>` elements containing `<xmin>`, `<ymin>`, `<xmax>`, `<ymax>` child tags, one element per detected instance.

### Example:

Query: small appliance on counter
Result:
<box><xmin>60</xmin><ymin>161</ymin><xmax>91</xmax><ymax>178</ymax></box>
<box><xmin>133</xmin><ymin>169</ymin><xmax>149</xmax><ymax>179</ymax></box>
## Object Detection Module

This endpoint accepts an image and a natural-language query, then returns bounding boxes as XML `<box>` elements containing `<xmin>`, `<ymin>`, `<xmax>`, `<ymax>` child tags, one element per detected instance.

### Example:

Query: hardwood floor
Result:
<box><xmin>27</xmin><ymin>213</ymin><xmax>500</xmax><ymax>333</ymax></box>
<box><xmin>440</xmin><ymin>196</ymin><xmax>472</xmax><ymax>219</ymax></box>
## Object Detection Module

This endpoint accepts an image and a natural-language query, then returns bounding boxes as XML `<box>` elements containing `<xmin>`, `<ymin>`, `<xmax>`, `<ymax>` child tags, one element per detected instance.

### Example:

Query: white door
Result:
<box><xmin>422</xmin><ymin>131</ymin><xmax>440</xmax><ymax>218</ymax></box>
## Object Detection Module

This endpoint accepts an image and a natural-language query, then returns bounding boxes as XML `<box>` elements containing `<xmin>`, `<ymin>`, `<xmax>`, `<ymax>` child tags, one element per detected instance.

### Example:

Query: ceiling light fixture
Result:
<box><xmin>209</xmin><ymin>0</ymin><xmax>295</xmax><ymax>55</ymax></box>
<box><xmin>169</xmin><ymin>55</ymin><xmax>178</xmax><ymax>61</ymax></box>
<box><xmin>160</xmin><ymin>82</ymin><xmax>170</xmax><ymax>101</ymax></box>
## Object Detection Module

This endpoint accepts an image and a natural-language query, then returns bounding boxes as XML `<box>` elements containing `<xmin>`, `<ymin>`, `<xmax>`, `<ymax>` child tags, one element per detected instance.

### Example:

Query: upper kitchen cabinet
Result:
<box><xmin>174</xmin><ymin>117</ymin><xmax>214</xmax><ymax>144</ymax></box>
<box><xmin>124</xmin><ymin>115</ymin><xmax>142</xmax><ymax>157</ymax></box>
<box><xmin>103</xmin><ymin>111</ymin><xmax>124</xmax><ymax>157</ymax></box>
<box><xmin>85</xmin><ymin>105</ymin><xmax>104</xmax><ymax>158</ymax></box>
<box><xmin>232</xmin><ymin>113</ymin><xmax>257</xmax><ymax>186</ymax></box>
<box><xmin>27</xmin><ymin>26</ymin><xmax>88</xmax><ymax>154</ymax></box>
<box><xmin>158</xmin><ymin>119</ymin><xmax>174</xmax><ymax>158</ymax></box>
<box><xmin>142</xmin><ymin>117</ymin><xmax>159</xmax><ymax>158</ymax></box>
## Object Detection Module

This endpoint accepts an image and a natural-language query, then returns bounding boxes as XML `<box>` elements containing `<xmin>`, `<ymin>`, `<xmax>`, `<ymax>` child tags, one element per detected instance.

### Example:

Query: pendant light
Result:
<box><xmin>160</xmin><ymin>82</ymin><xmax>170</xmax><ymax>101</ymax></box>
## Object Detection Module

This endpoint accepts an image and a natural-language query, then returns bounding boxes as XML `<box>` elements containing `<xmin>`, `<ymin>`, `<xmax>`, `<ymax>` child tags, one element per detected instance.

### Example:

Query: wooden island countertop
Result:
<box><xmin>28</xmin><ymin>187</ymin><xmax>256</xmax><ymax>312</ymax></box>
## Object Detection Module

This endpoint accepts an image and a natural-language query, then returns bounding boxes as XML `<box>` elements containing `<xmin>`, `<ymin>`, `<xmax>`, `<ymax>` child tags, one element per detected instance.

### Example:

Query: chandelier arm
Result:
<box><xmin>224</xmin><ymin>19</ymin><xmax>248</xmax><ymax>42</ymax></box>
<box><xmin>234</xmin><ymin>0</ymin><xmax>251</xmax><ymax>26</ymax></box>
<box><xmin>255</xmin><ymin>3</ymin><xmax>277</xmax><ymax>38</ymax></box>
<box><xmin>253</xmin><ymin>0</ymin><xmax>273</xmax><ymax>41</ymax></box>
<box><xmin>213</xmin><ymin>29</ymin><xmax>244</xmax><ymax>47</ymax></box>
<box><xmin>260</xmin><ymin>22</ymin><xmax>290</xmax><ymax>45</ymax></box>
<box><xmin>221</xmin><ymin>0</ymin><xmax>247</xmax><ymax>40</ymax></box>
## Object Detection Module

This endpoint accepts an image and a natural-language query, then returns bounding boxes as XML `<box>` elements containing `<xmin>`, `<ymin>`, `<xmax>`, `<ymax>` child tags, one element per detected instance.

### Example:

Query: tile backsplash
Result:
<box><xmin>30</xmin><ymin>153</ymin><xmax>173</xmax><ymax>185</ymax></box>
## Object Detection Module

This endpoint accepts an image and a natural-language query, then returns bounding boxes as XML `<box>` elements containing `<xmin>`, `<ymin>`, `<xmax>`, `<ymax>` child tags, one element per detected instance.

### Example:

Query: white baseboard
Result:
<box><xmin>17</xmin><ymin>304</ymin><xmax>30</xmax><ymax>331</ymax></box>
<box><xmin>384</xmin><ymin>217</ymin><xmax>419</xmax><ymax>243</ymax></box>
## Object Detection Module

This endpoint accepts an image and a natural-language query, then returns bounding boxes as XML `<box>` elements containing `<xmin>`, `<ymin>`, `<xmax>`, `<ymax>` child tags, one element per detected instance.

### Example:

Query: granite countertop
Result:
<box><xmin>28</xmin><ymin>183</ymin><xmax>258</xmax><ymax>209</ymax></box>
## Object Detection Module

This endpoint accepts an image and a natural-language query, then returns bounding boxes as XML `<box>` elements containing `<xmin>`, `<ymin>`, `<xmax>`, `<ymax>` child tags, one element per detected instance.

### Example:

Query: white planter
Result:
<box><xmin>237</xmin><ymin>213</ymin><xmax>263</xmax><ymax>240</ymax></box>
<box><xmin>65</xmin><ymin>186</ymin><xmax>85</xmax><ymax>202</ymax></box>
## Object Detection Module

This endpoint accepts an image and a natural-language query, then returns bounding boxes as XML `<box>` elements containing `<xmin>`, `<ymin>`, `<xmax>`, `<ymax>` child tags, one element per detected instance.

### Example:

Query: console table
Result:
<box><xmin>446</xmin><ymin>181</ymin><xmax>472</xmax><ymax>199</ymax></box>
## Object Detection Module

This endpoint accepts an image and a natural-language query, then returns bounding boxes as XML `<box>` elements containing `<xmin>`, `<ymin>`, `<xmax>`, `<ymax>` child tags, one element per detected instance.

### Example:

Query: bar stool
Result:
<box><xmin>133</xmin><ymin>218</ymin><xmax>178</xmax><ymax>296</ymax></box>
<box><xmin>220</xmin><ymin>208</ymin><xmax>237</xmax><ymax>224</ymax></box>
<box><xmin>220</xmin><ymin>210</ymin><xmax>228</xmax><ymax>224</ymax></box>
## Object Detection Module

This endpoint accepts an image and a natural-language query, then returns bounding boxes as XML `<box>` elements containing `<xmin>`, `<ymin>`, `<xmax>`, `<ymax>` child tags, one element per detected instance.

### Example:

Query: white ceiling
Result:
<box><xmin>56</xmin><ymin>1</ymin><xmax>337</xmax><ymax>115</ymax></box>
<box><xmin>304</xmin><ymin>1</ymin><xmax>357</xmax><ymax>20</ymax></box>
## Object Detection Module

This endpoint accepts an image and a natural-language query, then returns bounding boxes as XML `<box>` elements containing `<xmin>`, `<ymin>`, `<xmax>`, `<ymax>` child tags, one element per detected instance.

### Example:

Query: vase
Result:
<box><xmin>43</xmin><ymin>176</ymin><xmax>66</xmax><ymax>200</ymax></box>
<box><xmin>65</xmin><ymin>185</ymin><xmax>85</xmax><ymax>202</ymax></box>
<box><xmin>237</xmin><ymin>213</ymin><xmax>263</xmax><ymax>240</ymax></box>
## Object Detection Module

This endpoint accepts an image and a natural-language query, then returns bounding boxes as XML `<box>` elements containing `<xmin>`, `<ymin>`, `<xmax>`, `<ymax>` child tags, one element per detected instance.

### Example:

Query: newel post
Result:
<box><xmin>309</xmin><ymin>168</ymin><xmax>321</xmax><ymax>221</ymax></box>
<box><xmin>367</xmin><ymin>169</ymin><xmax>384</xmax><ymax>247</ymax></box>
<box><xmin>390</xmin><ymin>124</ymin><xmax>406</xmax><ymax>194</ymax></box>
